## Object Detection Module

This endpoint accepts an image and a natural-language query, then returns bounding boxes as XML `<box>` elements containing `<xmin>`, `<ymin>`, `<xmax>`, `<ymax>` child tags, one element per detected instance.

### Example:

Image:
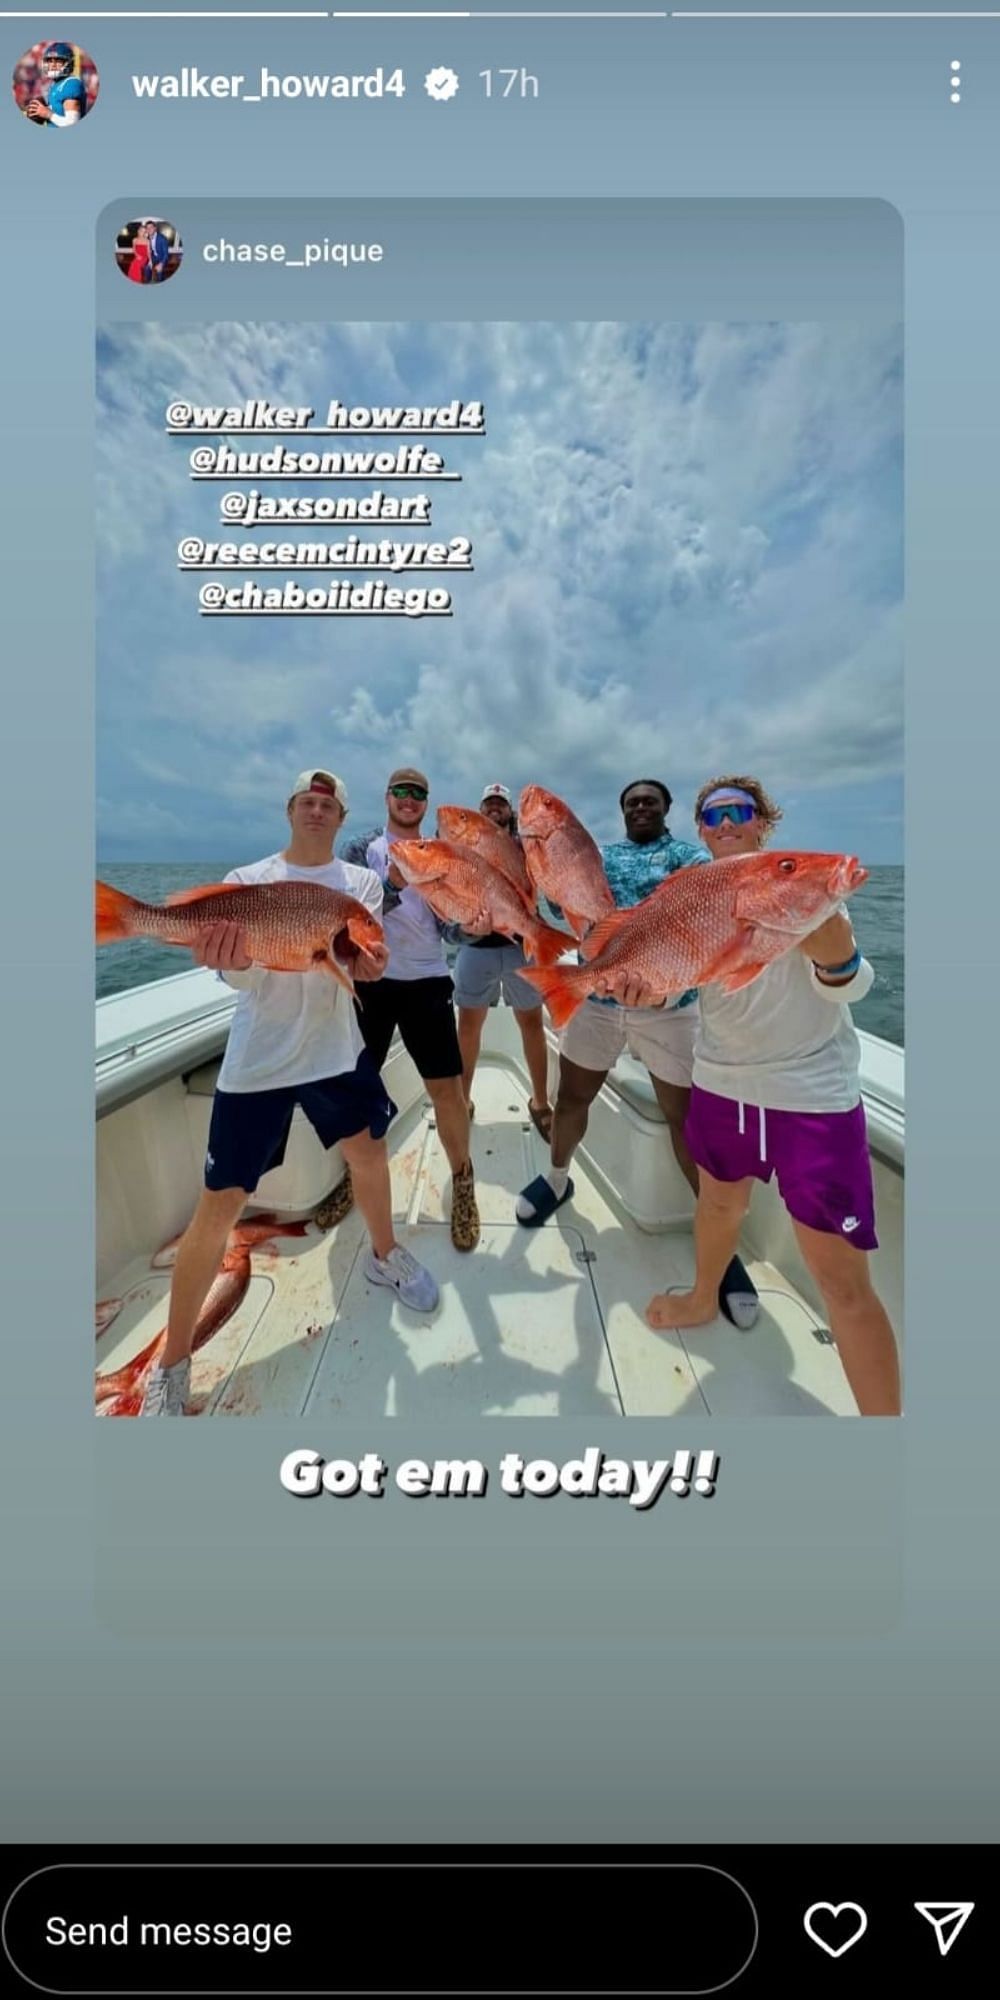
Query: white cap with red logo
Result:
<box><xmin>289</xmin><ymin>769</ymin><xmax>349</xmax><ymax>810</ymax></box>
<box><xmin>480</xmin><ymin>783</ymin><xmax>512</xmax><ymax>804</ymax></box>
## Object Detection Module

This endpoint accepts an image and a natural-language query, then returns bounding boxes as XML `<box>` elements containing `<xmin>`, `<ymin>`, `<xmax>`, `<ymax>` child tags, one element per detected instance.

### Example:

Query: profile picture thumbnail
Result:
<box><xmin>12</xmin><ymin>40</ymin><xmax>98</xmax><ymax>128</ymax></box>
<box><xmin>115</xmin><ymin>219</ymin><xmax>184</xmax><ymax>288</ymax></box>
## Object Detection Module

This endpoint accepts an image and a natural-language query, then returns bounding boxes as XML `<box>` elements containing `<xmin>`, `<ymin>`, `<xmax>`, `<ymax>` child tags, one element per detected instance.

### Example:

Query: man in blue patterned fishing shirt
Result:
<box><xmin>516</xmin><ymin>778</ymin><xmax>759</xmax><ymax>1329</ymax></box>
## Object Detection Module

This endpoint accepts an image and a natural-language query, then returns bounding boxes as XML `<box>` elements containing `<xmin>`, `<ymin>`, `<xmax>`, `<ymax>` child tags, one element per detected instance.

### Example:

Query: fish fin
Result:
<box><xmin>714</xmin><ymin>960</ymin><xmax>771</xmax><ymax>995</ymax></box>
<box><xmin>696</xmin><ymin>924</ymin><xmax>761</xmax><ymax>985</ymax></box>
<box><xmin>518</xmin><ymin>963</ymin><xmax>588</xmax><ymax>1030</ymax></box>
<box><xmin>96</xmin><ymin>880</ymin><xmax>140</xmax><ymax>943</ymax></box>
<box><xmin>523</xmin><ymin>921</ymin><xmax>574</xmax><ymax>969</ymax></box>
<box><xmin>576</xmin><ymin>906</ymin><xmax>633</xmax><ymax>960</ymax></box>
<box><xmin>316</xmin><ymin>949</ymin><xmax>356</xmax><ymax>998</ymax></box>
<box><xmin>164</xmin><ymin>881</ymin><xmax>240</xmax><ymax>908</ymax></box>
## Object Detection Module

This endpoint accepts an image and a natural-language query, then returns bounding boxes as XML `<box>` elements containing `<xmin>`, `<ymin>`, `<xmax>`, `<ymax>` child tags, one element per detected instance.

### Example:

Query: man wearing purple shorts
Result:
<box><xmin>640</xmin><ymin>775</ymin><xmax>900</xmax><ymax>1417</ymax></box>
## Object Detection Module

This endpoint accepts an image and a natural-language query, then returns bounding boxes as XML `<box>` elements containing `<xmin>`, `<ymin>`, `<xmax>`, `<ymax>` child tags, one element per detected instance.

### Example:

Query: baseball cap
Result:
<box><xmin>387</xmin><ymin>766</ymin><xmax>430</xmax><ymax>791</ymax></box>
<box><xmin>481</xmin><ymin>783</ymin><xmax>512</xmax><ymax>804</ymax></box>
<box><xmin>288</xmin><ymin>769</ymin><xmax>349</xmax><ymax>810</ymax></box>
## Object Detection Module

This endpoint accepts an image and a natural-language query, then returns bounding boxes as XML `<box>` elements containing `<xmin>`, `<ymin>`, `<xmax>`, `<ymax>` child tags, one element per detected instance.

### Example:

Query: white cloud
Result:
<box><xmin>98</xmin><ymin>319</ymin><xmax>902</xmax><ymax>859</ymax></box>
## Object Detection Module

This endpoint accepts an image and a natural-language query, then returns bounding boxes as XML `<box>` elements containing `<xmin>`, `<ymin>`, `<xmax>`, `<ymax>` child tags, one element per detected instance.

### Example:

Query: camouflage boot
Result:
<box><xmin>450</xmin><ymin>1160</ymin><xmax>480</xmax><ymax>1252</ymax></box>
<box><xmin>314</xmin><ymin>1169</ymin><xmax>354</xmax><ymax>1231</ymax></box>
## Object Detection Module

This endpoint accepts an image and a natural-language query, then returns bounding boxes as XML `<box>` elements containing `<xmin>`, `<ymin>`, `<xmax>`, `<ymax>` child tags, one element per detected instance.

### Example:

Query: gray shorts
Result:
<box><xmin>453</xmin><ymin>941</ymin><xmax>542</xmax><ymax>1012</ymax></box>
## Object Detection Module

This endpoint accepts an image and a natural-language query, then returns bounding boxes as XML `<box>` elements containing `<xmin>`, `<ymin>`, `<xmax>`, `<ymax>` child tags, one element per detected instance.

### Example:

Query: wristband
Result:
<box><xmin>813</xmin><ymin>947</ymin><xmax>861</xmax><ymax>978</ymax></box>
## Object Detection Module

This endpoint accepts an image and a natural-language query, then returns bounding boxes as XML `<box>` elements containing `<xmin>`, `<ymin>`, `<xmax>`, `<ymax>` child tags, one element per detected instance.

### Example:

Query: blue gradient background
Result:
<box><xmin>1</xmin><ymin>2</ymin><xmax>997</xmax><ymax>1844</ymax></box>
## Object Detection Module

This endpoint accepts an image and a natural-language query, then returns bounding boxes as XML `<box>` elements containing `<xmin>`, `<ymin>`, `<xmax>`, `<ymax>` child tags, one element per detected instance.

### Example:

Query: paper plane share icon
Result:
<box><xmin>914</xmin><ymin>1902</ymin><xmax>975</xmax><ymax>1957</ymax></box>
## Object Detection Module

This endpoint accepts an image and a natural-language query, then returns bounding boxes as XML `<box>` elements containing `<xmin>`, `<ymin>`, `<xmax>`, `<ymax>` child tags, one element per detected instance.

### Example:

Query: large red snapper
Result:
<box><xmin>519</xmin><ymin>851</ymin><xmax>868</xmax><ymax>1028</ymax></box>
<box><xmin>390</xmin><ymin>838</ymin><xmax>568</xmax><ymax>967</ymax></box>
<box><xmin>516</xmin><ymin>786</ymin><xmax>615</xmax><ymax>939</ymax></box>
<box><xmin>435</xmin><ymin>805</ymin><xmax>535</xmax><ymax>913</ymax></box>
<box><xmin>96</xmin><ymin>878</ymin><xmax>384</xmax><ymax>996</ymax></box>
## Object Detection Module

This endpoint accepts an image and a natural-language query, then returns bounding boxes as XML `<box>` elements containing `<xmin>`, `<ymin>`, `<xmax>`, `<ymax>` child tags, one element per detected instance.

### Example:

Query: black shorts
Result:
<box><xmin>204</xmin><ymin>1050</ymin><xmax>397</xmax><ymax>1194</ymax></box>
<box><xmin>354</xmin><ymin>974</ymin><xmax>462</xmax><ymax>1080</ymax></box>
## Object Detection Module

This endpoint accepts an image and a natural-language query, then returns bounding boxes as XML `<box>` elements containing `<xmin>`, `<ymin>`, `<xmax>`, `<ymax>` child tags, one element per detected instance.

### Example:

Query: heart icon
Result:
<box><xmin>803</xmin><ymin>1902</ymin><xmax>868</xmax><ymax>1958</ymax></box>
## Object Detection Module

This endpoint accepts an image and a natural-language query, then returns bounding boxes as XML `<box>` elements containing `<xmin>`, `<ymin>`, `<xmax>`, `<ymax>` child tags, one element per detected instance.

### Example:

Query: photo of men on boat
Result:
<box><xmin>95</xmin><ymin>318</ymin><xmax>903</xmax><ymax>1420</ymax></box>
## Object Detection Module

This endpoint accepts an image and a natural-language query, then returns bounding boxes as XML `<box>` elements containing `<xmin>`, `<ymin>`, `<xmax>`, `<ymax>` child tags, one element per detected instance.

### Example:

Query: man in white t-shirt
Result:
<box><xmin>625</xmin><ymin>774</ymin><xmax>900</xmax><ymax>1418</ymax></box>
<box><xmin>141</xmin><ymin>769</ymin><xmax>439</xmax><ymax>1416</ymax></box>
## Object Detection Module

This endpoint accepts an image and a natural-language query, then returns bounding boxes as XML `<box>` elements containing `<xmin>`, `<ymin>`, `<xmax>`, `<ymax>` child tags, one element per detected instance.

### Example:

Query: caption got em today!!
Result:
<box><xmin>279</xmin><ymin>1447</ymin><xmax>721</xmax><ymax>1507</ymax></box>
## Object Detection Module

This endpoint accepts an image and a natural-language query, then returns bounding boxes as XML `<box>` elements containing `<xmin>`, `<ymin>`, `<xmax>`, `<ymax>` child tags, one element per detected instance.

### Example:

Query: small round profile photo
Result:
<box><xmin>12</xmin><ymin>40</ymin><xmax>98</xmax><ymax>128</ymax></box>
<box><xmin>115</xmin><ymin>219</ymin><xmax>184</xmax><ymax>288</ymax></box>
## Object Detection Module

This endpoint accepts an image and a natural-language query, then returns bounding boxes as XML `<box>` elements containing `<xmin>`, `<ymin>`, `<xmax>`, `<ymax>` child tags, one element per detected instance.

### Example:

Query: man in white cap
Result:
<box><xmin>453</xmin><ymin>784</ymin><xmax>553</xmax><ymax>1141</ymax></box>
<box><xmin>140</xmin><ymin>768</ymin><xmax>440</xmax><ymax>1416</ymax></box>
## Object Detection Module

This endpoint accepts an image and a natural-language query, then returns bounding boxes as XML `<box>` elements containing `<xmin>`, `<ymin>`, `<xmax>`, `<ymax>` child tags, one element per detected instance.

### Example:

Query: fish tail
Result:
<box><xmin>519</xmin><ymin>962</ymin><xmax>589</xmax><ymax>1029</ymax></box>
<box><xmin>523</xmin><ymin>920</ymin><xmax>574</xmax><ymax>970</ymax></box>
<box><xmin>96</xmin><ymin>880</ymin><xmax>141</xmax><ymax>944</ymax></box>
<box><xmin>94</xmin><ymin>1328</ymin><xmax>166</xmax><ymax>1403</ymax></box>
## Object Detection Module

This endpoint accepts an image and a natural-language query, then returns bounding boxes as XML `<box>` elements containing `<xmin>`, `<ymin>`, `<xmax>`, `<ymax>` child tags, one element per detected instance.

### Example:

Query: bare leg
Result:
<box><xmin>457</xmin><ymin>1005</ymin><xmax>488</xmax><ymax>1110</ymax></box>
<box><xmin>425</xmin><ymin>1074</ymin><xmax>479</xmax><ymax>1250</ymax></box>
<box><xmin>649</xmin><ymin>1075</ymin><xmax>698</xmax><ymax>1197</ymax></box>
<box><xmin>425</xmin><ymin>1074</ymin><xmax>472</xmax><ymax>1175</ymax></box>
<box><xmin>792</xmin><ymin>1221</ymin><xmax>901</xmax><ymax>1416</ymax></box>
<box><xmin>646</xmin><ymin>1169</ymin><xmax>753</xmax><ymax>1329</ymax></box>
<box><xmin>650</xmin><ymin>1075</ymin><xmax>757</xmax><ymax>1326</ymax></box>
<box><xmin>340</xmin><ymin>1128</ymin><xmax>394</xmax><ymax>1261</ymax></box>
<box><xmin>515</xmin><ymin>1007</ymin><xmax>552</xmax><ymax>1116</ymax></box>
<box><xmin>162</xmin><ymin>1185</ymin><xmax>249</xmax><ymax>1366</ymax></box>
<box><xmin>550</xmin><ymin>1056</ymin><xmax>608</xmax><ymax>1170</ymax></box>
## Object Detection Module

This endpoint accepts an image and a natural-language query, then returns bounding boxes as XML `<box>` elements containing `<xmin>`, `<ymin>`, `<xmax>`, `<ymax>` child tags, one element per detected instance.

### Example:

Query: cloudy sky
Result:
<box><xmin>96</xmin><ymin>318</ymin><xmax>902</xmax><ymax>863</ymax></box>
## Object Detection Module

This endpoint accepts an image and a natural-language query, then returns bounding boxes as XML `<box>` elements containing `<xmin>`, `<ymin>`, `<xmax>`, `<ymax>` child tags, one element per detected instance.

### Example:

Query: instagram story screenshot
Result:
<box><xmin>0</xmin><ymin>1</ymin><xmax>996</xmax><ymax>1992</ymax></box>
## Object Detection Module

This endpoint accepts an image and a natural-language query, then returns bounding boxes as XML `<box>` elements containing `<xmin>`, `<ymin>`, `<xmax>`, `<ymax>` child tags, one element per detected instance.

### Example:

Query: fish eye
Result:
<box><xmin>778</xmin><ymin>859</ymin><xmax>796</xmax><ymax>873</ymax></box>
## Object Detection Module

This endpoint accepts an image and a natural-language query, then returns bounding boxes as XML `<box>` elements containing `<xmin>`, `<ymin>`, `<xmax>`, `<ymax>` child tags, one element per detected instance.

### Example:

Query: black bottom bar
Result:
<box><xmin>1</xmin><ymin>1845</ymin><xmax>987</xmax><ymax>1996</ymax></box>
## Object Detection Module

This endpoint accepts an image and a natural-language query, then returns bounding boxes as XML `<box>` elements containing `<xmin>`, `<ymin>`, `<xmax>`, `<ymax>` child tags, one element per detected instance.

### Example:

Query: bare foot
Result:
<box><xmin>645</xmin><ymin>1291</ymin><xmax>718</xmax><ymax>1330</ymax></box>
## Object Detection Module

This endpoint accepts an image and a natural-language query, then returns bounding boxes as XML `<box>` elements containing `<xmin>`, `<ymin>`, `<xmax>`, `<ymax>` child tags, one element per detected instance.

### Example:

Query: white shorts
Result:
<box><xmin>559</xmin><ymin>997</ymin><xmax>698</xmax><ymax>1088</ymax></box>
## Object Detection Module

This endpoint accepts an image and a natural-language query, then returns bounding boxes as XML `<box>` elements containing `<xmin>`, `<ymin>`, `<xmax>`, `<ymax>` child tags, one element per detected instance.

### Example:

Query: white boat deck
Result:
<box><xmin>96</xmin><ymin>1056</ymin><xmax>858</xmax><ymax>1419</ymax></box>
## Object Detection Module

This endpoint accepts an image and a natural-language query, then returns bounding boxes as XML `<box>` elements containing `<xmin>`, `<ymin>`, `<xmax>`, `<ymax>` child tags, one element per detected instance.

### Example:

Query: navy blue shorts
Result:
<box><xmin>204</xmin><ymin>1050</ymin><xmax>397</xmax><ymax>1194</ymax></box>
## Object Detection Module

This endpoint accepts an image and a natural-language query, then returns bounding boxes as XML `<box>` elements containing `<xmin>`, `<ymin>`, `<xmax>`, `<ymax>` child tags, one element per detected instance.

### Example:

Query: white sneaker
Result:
<box><xmin>364</xmin><ymin>1244</ymin><xmax>439</xmax><ymax>1313</ymax></box>
<box><xmin>140</xmin><ymin>1356</ymin><xmax>192</xmax><ymax>1415</ymax></box>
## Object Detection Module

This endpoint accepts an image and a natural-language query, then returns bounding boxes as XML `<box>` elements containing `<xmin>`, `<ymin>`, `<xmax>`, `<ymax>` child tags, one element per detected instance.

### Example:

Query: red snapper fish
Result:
<box><xmin>390</xmin><ymin>839</ymin><xmax>568</xmax><ymax>966</ymax></box>
<box><xmin>96</xmin><ymin>1215</ymin><xmax>314</xmax><ymax>1415</ymax></box>
<box><xmin>519</xmin><ymin>851</ymin><xmax>868</xmax><ymax>1028</ymax></box>
<box><xmin>435</xmin><ymin>805</ymin><xmax>536</xmax><ymax>913</ymax></box>
<box><xmin>96</xmin><ymin>878</ymin><xmax>384</xmax><ymax>996</ymax></box>
<box><xmin>516</xmin><ymin>786</ymin><xmax>616</xmax><ymax>939</ymax></box>
<box><xmin>149</xmin><ymin>1214</ymin><xmax>312</xmax><ymax>1270</ymax></box>
<box><xmin>95</xmin><ymin>1250</ymin><xmax>251</xmax><ymax>1416</ymax></box>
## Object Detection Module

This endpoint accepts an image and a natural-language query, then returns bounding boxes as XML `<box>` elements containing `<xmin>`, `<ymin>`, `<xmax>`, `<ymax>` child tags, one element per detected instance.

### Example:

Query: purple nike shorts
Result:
<box><xmin>684</xmin><ymin>1085</ymin><xmax>878</xmax><ymax>1251</ymax></box>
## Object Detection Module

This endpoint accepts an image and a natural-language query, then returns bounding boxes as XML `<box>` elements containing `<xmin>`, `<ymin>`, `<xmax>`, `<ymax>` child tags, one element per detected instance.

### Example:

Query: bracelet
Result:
<box><xmin>813</xmin><ymin>947</ymin><xmax>861</xmax><ymax>978</ymax></box>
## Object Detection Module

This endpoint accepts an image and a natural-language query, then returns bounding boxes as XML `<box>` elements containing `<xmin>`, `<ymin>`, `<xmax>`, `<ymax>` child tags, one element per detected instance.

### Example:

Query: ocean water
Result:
<box><xmin>95</xmin><ymin>860</ymin><xmax>904</xmax><ymax>1047</ymax></box>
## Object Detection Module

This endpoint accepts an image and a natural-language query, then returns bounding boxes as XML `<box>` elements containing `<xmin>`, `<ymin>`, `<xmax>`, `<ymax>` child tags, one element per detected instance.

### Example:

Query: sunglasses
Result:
<box><xmin>700</xmin><ymin>801</ymin><xmax>756</xmax><ymax>828</ymax></box>
<box><xmin>389</xmin><ymin>784</ymin><xmax>428</xmax><ymax>801</ymax></box>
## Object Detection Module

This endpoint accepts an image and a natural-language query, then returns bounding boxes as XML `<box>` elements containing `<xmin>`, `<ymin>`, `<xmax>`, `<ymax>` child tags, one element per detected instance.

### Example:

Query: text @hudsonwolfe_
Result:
<box><xmin>279</xmin><ymin>1448</ymin><xmax>721</xmax><ymax>1506</ymax></box>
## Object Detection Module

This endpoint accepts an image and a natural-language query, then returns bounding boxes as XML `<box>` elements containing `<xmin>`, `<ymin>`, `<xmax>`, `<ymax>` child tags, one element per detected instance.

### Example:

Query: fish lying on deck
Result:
<box><xmin>96</xmin><ymin>1217</ymin><xmax>315</xmax><ymax>1416</ymax></box>
<box><xmin>520</xmin><ymin>850</ymin><xmax>868</xmax><ymax>1028</ymax></box>
<box><xmin>95</xmin><ymin>1250</ymin><xmax>252</xmax><ymax>1417</ymax></box>
<box><xmin>390</xmin><ymin>839</ymin><xmax>567</xmax><ymax>966</ymax></box>
<box><xmin>149</xmin><ymin>1214</ymin><xmax>312</xmax><ymax>1271</ymax></box>
<box><xmin>516</xmin><ymin>786</ymin><xmax>616</xmax><ymax>939</ymax></box>
<box><xmin>96</xmin><ymin>878</ymin><xmax>384</xmax><ymax>996</ymax></box>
